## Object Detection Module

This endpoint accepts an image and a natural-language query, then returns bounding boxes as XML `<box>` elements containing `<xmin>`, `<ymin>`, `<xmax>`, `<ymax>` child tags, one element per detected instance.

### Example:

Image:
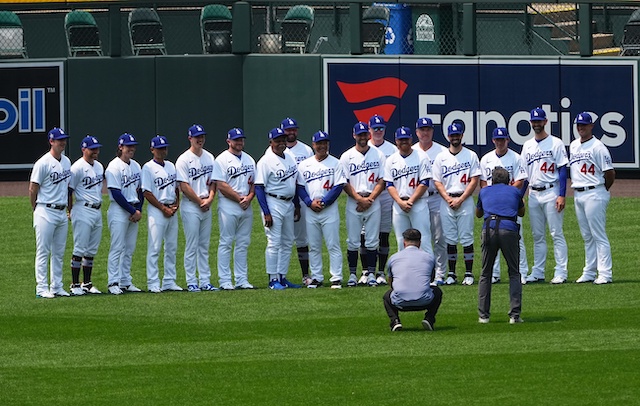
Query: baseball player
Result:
<box><xmin>176</xmin><ymin>124</ymin><xmax>217</xmax><ymax>292</ymax></box>
<box><xmin>68</xmin><ymin>136</ymin><xmax>104</xmax><ymax>296</ymax></box>
<box><xmin>365</xmin><ymin>114</ymin><xmax>398</xmax><ymax>285</ymax></box>
<box><xmin>296</xmin><ymin>131</ymin><xmax>346</xmax><ymax>289</ymax></box>
<box><xmin>212</xmin><ymin>128</ymin><xmax>256</xmax><ymax>290</ymax></box>
<box><xmin>105</xmin><ymin>133</ymin><xmax>144</xmax><ymax>295</ymax></box>
<box><xmin>432</xmin><ymin>123</ymin><xmax>481</xmax><ymax>286</ymax></box>
<box><xmin>340</xmin><ymin>122</ymin><xmax>386</xmax><ymax>287</ymax></box>
<box><xmin>413</xmin><ymin>117</ymin><xmax>449</xmax><ymax>285</ymax></box>
<box><xmin>281</xmin><ymin>118</ymin><xmax>314</xmax><ymax>285</ymax></box>
<box><xmin>522</xmin><ymin>107</ymin><xmax>569</xmax><ymax>284</ymax></box>
<box><xmin>479</xmin><ymin>127</ymin><xmax>529</xmax><ymax>285</ymax></box>
<box><xmin>141</xmin><ymin>136</ymin><xmax>182</xmax><ymax>293</ymax></box>
<box><xmin>570</xmin><ymin>112</ymin><xmax>616</xmax><ymax>285</ymax></box>
<box><xmin>255</xmin><ymin>127</ymin><xmax>301</xmax><ymax>290</ymax></box>
<box><xmin>384</xmin><ymin>126</ymin><xmax>432</xmax><ymax>254</ymax></box>
<box><xmin>29</xmin><ymin>127</ymin><xmax>72</xmax><ymax>298</ymax></box>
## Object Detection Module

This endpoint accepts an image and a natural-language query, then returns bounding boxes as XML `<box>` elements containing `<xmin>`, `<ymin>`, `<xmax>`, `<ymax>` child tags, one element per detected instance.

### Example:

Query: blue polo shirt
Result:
<box><xmin>388</xmin><ymin>246</ymin><xmax>435</xmax><ymax>307</ymax></box>
<box><xmin>476</xmin><ymin>184</ymin><xmax>523</xmax><ymax>232</ymax></box>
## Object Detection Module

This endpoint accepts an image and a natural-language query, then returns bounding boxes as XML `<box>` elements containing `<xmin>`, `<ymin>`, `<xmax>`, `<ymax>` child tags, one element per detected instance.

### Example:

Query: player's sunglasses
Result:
<box><xmin>372</xmin><ymin>127</ymin><xmax>385</xmax><ymax>132</ymax></box>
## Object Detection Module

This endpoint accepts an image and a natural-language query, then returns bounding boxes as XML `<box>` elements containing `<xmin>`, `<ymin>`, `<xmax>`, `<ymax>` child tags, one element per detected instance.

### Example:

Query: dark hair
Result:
<box><xmin>402</xmin><ymin>228</ymin><xmax>421</xmax><ymax>242</ymax></box>
<box><xmin>492</xmin><ymin>167</ymin><xmax>510</xmax><ymax>185</ymax></box>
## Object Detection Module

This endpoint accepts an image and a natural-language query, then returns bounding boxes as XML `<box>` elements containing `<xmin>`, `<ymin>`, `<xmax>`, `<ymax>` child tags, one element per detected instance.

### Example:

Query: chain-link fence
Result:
<box><xmin>0</xmin><ymin>2</ymin><xmax>639</xmax><ymax>58</ymax></box>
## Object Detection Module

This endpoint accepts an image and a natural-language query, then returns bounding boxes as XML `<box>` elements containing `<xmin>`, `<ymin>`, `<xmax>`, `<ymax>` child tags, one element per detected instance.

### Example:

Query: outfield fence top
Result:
<box><xmin>0</xmin><ymin>1</ymin><xmax>639</xmax><ymax>57</ymax></box>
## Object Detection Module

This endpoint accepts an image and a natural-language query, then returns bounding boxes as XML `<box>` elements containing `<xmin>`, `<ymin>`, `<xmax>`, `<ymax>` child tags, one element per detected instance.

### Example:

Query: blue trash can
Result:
<box><xmin>376</xmin><ymin>3</ymin><xmax>413</xmax><ymax>54</ymax></box>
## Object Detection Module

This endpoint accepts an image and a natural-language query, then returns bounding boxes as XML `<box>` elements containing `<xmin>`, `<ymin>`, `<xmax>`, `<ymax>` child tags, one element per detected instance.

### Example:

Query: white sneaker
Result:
<box><xmin>121</xmin><ymin>284</ymin><xmax>142</xmax><ymax>292</ymax></box>
<box><xmin>70</xmin><ymin>285</ymin><xmax>85</xmax><ymax>296</ymax></box>
<box><xmin>358</xmin><ymin>274</ymin><xmax>368</xmax><ymax>286</ymax></box>
<box><xmin>108</xmin><ymin>284</ymin><xmax>123</xmax><ymax>295</ymax></box>
<box><xmin>462</xmin><ymin>275</ymin><xmax>474</xmax><ymax>286</ymax></box>
<box><xmin>478</xmin><ymin>317</ymin><xmax>490</xmax><ymax>324</ymax></box>
<box><xmin>52</xmin><ymin>288</ymin><xmax>70</xmax><ymax>297</ymax></box>
<box><xmin>347</xmin><ymin>274</ymin><xmax>358</xmax><ymax>287</ymax></box>
<box><xmin>445</xmin><ymin>276</ymin><xmax>457</xmax><ymax>285</ymax></box>
<box><xmin>220</xmin><ymin>283</ymin><xmax>235</xmax><ymax>290</ymax></box>
<box><xmin>148</xmin><ymin>286</ymin><xmax>162</xmax><ymax>293</ymax></box>
<box><xmin>161</xmin><ymin>284</ymin><xmax>183</xmax><ymax>291</ymax></box>
<box><xmin>593</xmin><ymin>276</ymin><xmax>612</xmax><ymax>285</ymax></box>
<box><xmin>491</xmin><ymin>276</ymin><xmax>500</xmax><ymax>284</ymax></box>
<box><xmin>37</xmin><ymin>290</ymin><xmax>55</xmax><ymax>299</ymax></box>
<box><xmin>376</xmin><ymin>275</ymin><xmax>388</xmax><ymax>285</ymax></box>
<box><xmin>510</xmin><ymin>316</ymin><xmax>524</xmax><ymax>324</ymax></box>
<box><xmin>367</xmin><ymin>273</ymin><xmax>378</xmax><ymax>287</ymax></box>
<box><xmin>236</xmin><ymin>283</ymin><xmax>255</xmax><ymax>290</ymax></box>
<box><xmin>520</xmin><ymin>276</ymin><xmax>527</xmax><ymax>285</ymax></box>
<box><xmin>525</xmin><ymin>274</ymin><xmax>544</xmax><ymax>283</ymax></box>
<box><xmin>81</xmin><ymin>283</ymin><xmax>102</xmax><ymax>294</ymax></box>
<box><xmin>550</xmin><ymin>276</ymin><xmax>566</xmax><ymax>284</ymax></box>
<box><xmin>575</xmin><ymin>274</ymin><xmax>595</xmax><ymax>283</ymax></box>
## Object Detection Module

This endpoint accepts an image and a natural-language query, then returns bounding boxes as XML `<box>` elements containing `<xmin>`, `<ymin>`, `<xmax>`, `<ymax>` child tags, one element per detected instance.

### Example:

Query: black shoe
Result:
<box><xmin>422</xmin><ymin>319</ymin><xmax>434</xmax><ymax>331</ymax></box>
<box><xmin>390</xmin><ymin>319</ymin><xmax>403</xmax><ymax>331</ymax></box>
<box><xmin>307</xmin><ymin>279</ymin><xmax>323</xmax><ymax>289</ymax></box>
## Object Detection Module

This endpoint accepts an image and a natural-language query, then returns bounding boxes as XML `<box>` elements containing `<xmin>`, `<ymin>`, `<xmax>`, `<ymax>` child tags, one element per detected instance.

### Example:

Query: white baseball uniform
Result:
<box><xmin>287</xmin><ymin>141</ymin><xmax>314</xmax><ymax>247</ymax></box>
<box><xmin>384</xmin><ymin>149</ymin><xmax>432</xmax><ymax>254</ymax></box>
<box><xmin>521</xmin><ymin>134</ymin><xmax>569</xmax><ymax>280</ymax></box>
<box><xmin>297</xmin><ymin>154</ymin><xmax>346</xmax><ymax>283</ymax></box>
<box><xmin>569</xmin><ymin>136</ymin><xmax>614</xmax><ymax>280</ymax></box>
<box><xmin>175</xmin><ymin>148</ymin><xmax>215</xmax><ymax>287</ymax></box>
<box><xmin>31</xmin><ymin>152</ymin><xmax>72</xmax><ymax>296</ymax></box>
<box><xmin>413</xmin><ymin>141</ymin><xmax>448</xmax><ymax>280</ymax></box>
<box><xmin>142</xmin><ymin>159</ymin><xmax>178</xmax><ymax>290</ymax></box>
<box><xmin>256</xmin><ymin>147</ymin><xmax>298</xmax><ymax>277</ymax></box>
<box><xmin>339</xmin><ymin>146</ymin><xmax>386</xmax><ymax>251</ymax></box>
<box><xmin>369</xmin><ymin>140</ymin><xmax>397</xmax><ymax>233</ymax></box>
<box><xmin>105</xmin><ymin>156</ymin><xmax>142</xmax><ymax>287</ymax></box>
<box><xmin>213</xmin><ymin>150</ymin><xmax>256</xmax><ymax>287</ymax></box>
<box><xmin>479</xmin><ymin>149</ymin><xmax>529</xmax><ymax>279</ymax></box>
<box><xmin>432</xmin><ymin>147</ymin><xmax>481</xmax><ymax>246</ymax></box>
<box><xmin>69</xmin><ymin>157</ymin><xmax>104</xmax><ymax>259</ymax></box>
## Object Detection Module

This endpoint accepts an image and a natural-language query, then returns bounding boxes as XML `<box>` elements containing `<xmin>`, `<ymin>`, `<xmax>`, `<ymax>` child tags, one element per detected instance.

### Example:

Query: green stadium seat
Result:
<box><xmin>362</xmin><ymin>6</ymin><xmax>389</xmax><ymax>55</ymax></box>
<box><xmin>0</xmin><ymin>10</ymin><xmax>27</xmax><ymax>58</ymax></box>
<box><xmin>201</xmin><ymin>4</ymin><xmax>232</xmax><ymax>54</ymax></box>
<box><xmin>65</xmin><ymin>10</ymin><xmax>103</xmax><ymax>57</ymax></box>
<box><xmin>281</xmin><ymin>5</ymin><xmax>314</xmax><ymax>54</ymax></box>
<box><xmin>128</xmin><ymin>8</ymin><xmax>166</xmax><ymax>56</ymax></box>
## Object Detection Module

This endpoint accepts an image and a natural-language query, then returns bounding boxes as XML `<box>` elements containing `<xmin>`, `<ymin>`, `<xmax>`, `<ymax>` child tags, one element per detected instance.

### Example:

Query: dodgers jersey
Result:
<box><xmin>384</xmin><ymin>150</ymin><xmax>431</xmax><ymax>198</ymax></box>
<box><xmin>480</xmin><ymin>149</ymin><xmax>528</xmax><ymax>185</ymax></box>
<box><xmin>213</xmin><ymin>150</ymin><xmax>256</xmax><ymax>198</ymax></box>
<box><xmin>175</xmin><ymin>149</ymin><xmax>215</xmax><ymax>198</ymax></box>
<box><xmin>69</xmin><ymin>158</ymin><xmax>104</xmax><ymax>204</ymax></box>
<box><xmin>297</xmin><ymin>155</ymin><xmax>346</xmax><ymax>201</ymax></box>
<box><xmin>413</xmin><ymin>141</ymin><xmax>447</xmax><ymax>195</ymax></box>
<box><xmin>141</xmin><ymin>159</ymin><xmax>177</xmax><ymax>204</ymax></box>
<box><xmin>369</xmin><ymin>139</ymin><xmax>397</xmax><ymax>158</ymax></box>
<box><xmin>30</xmin><ymin>152</ymin><xmax>72</xmax><ymax>205</ymax></box>
<box><xmin>255</xmin><ymin>147</ymin><xmax>298</xmax><ymax>196</ymax></box>
<box><xmin>287</xmin><ymin>141</ymin><xmax>314</xmax><ymax>165</ymax></box>
<box><xmin>339</xmin><ymin>146</ymin><xmax>386</xmax><ymax>195</ymax></box>
<box><xmin>521</xmin><ymin>135</ymin><xmax>569</xmax><ymax>187</ymax></box>
<box><xmin>569</xmin><ymin>137</ymin><xmax>613</xmax><ymax>188</ymax></box>
<box><xmin>432</xmin><ymin>147</ymin><xmax>481</xmax><ymax>194</ymax></box>
<box><xmin>105</xmin><ymin>157</ymin><xmax>142</xmax><ymax>203</ymax></box>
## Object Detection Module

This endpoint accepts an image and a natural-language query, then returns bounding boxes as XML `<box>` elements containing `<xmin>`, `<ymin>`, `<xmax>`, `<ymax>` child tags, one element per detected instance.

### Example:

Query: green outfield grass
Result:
<box><xmin>1</xmin><ymin>195</ymin><xmax>639</xmax><ymax>405</ymax></box>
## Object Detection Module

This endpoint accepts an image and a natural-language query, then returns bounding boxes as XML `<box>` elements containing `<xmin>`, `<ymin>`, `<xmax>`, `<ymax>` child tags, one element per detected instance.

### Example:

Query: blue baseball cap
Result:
<box><xmin>416</xmin><ymin>117</ymin><xmax>434</xmax><ymax>128</ymax></box>
<box><xmin>353</xmin><ymin>122</ymin><xmax>369</xmax><ymax>135</ymax></box>
<box><xmin>81</xmin><ymin>136</ymin><xmax>101</xmax><ymax>149</ymax></box>
<box><xmin>150</xmin><ymin>135</ymin><xmax>170</xmax><ymax>148</ymax></box>
<box><xmin>118</xmin><ymin>133</ymin><xmax>138</xmax><ymax>146</ymax></box>
<box><xmin>575</xmin><ymin>112</ymin><xmax>593</xmax><ymax>125</ymax></box>
<box><xmin>281</xmin><ymin>118</ymin><xmax>298</xmax><ymax>130</ymax></box>
<box><xmin>228</xmin><ymin>128</ymin><xmax>245</xmax><ymax>140</ymax></box>
<box><xmin>188</xmin><ymin>124</ymin><xmax>206</xmax><ymax>137</ymax></box>
<box><xmin>369</xmin><ymin>115</ymin><xmax>386</xmax><ymax>128</ymax></box>
<box><xmin>269</xmin><ymin>127</ymin><xmax>286</xmax><ymax>139</ymax></box>
<box><xmin>312</xmin><ymin>131</ymin><xmax>330</xmax><ymax>143</ymax></box>
<box><xmin>395</xmin><ymin>126</ymin><xmax>412</xmax><ymax>139</ymax></box>
<box><xmin>48</xmin><ymin>127</ymin><xmax>69</xmax><ymax>140</ymax></box>
<box><xmin>492</xmin><ymin>127</ymin><xmax>509</xmax><ymax>139</ymax></box>
<box><xmin>447</xmin><ymin>123</ymin><xmax>463</xmax><ymax>136</ymax></box>
<box><xmin>530</xmin><ymin>108</ymin><xmax>547</xmax><ymax>121</ymax></box>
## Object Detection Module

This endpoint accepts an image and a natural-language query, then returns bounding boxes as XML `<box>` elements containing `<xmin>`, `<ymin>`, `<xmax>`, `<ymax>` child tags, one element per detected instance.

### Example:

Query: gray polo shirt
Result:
<box><xmin>389</xmin><ymin>245</ymin><xmax>435</xmax><ymax>307</ymax></box>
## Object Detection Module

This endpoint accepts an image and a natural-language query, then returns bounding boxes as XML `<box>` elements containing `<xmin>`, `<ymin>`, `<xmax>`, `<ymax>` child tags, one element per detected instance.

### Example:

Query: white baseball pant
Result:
<box><xmin>392</xmin><ymin>200</ymin><xmax>433</xmax><ymax>255</ymax></box>
<box><xmin>33</xmin><ymin>205</ymin><xmax>68</xmax><ymax>294</ymax></box>
<box><xmin>305</xmin><ymin>204</ymin><xmax>343</xmax><ymax>282</ymax></box>
<box><xmin>217</xmin><ymin>199</ymin><xmax>253</xmax><ymax>286</ymax></box>
<box><xmin>440</xmin><ymin>197</ymin><xmax>475</xmax><ymax>246</ymax></box>
<box><xmin>528</xmin><ymin>187</ymin><xmax>568</xmax><ymax>280</ymax></box>
<box><xmin>181</xmin><ymin>201</ymin><xmax>212</xmax><ymax>287</ymax></box>
<box><xmin>71</xmin><ymin>205</ymin><xmax>102</xmax><ymax>257</ymax></box>
<box><xmin>574</xmin><ymin>187</ymin><xmax>612</xmax><ymax>280</ymax></box>
<box><xmin>146</xmin><ymin>205</ymin><xmax>178</xmax><ymax>289</ymax></box>
<box><xmin>107</xmin><ymin>204</ymin><xmax>139</xmax><ymax>286</ymax></box>
<box><xmin>264</xmin><ymin>196</ymin><xmax>294</xmax><ymax>276</ymax></box>
<box><xmin>428</xmin><ymin>194</ymin><xmax>448</xmax><ymax>280</ymax></box>
<box><xmin>346</xmin><ymin>199</ymin><xmax>381</xmax><ymax>251</ymax></box>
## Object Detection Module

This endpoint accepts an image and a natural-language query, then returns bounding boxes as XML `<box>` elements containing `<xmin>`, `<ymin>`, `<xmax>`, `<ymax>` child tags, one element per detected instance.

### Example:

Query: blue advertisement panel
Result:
<box><xmin>323</xmin><ymin>58</ymin><xmax>638</xmax><ymax>169</ymax></box>
<box><xmin>0</xmin><ymin>62</ymin><xmax>64</xmax><ymax>169</ymax></box>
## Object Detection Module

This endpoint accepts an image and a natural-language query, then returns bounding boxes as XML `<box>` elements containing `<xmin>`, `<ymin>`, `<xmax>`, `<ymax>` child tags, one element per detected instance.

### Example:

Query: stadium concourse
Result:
<box><xmin>2</xmin><ymin>179</ymin><xmax>640</xmax><ymax>198</ymax></box>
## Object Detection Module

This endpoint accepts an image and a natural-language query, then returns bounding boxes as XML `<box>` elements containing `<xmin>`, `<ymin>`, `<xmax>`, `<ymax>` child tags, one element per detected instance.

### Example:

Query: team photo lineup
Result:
<box><xmin>29</xmin><ymin>108</ymin><xmax>616</xmax><ymax>329</ymax></box>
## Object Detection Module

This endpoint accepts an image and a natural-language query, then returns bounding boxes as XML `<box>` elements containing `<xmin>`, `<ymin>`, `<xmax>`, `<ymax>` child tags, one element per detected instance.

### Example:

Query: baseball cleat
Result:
<box><xmin>550</xmin><ymin>276</ymin><xmax>566</xmax><ymax>284</ymax></box>
<box><xmin>280</xmin><ymin>277</ymin><xmax>301</xmax><ymax>289</ymax></box>
<box><xmin>422</xmin><ymin>319</ymin><xmax>434</xmax><ymax>331</ymax></box>
<box><xmin>70</xmin><ymin>284</ymin><xmax>85</xmax><ymax>296</ymax></box>
<box><xmin>445</xmin><ymin>274</ymin><xmax>457</xmax><ymax>285</ymax></box>
<box><xmin>121</xmin><ymin>284</ymin><xmax>142</xmax><ymax>293</ymax></box>
<box><xmin>390</xmin><ymin>320</ymin><xmax>402</xmax><ymax>331</ymax></box>
<box><xmin>462</xmin><ymin>275</ymin><xmax>474</xmax><ymax>286</ymax></box>
<box><xmin>268</xmin><ymin>279</ymin><xmax>286</xmax><ymax>290</ymax></box>
<box><xmin>148</xmin><ymin>286</ymin><xmax>162</xmax><ymax>293</ymax></box>
<box><xmin>433</xmin><ymin>277</ymin><xmax>445</xmax><ymax>286</ymax></box>
<box><xmin>108</xmin><ymin>284</ymin><xmax>123</xmax><ymax>295</ymax></box>
<box><xmin>307</xmin><ymin>279</ymin><xmax>323</xmax><ymax>288</ymax></box>
<box><xmin>491</xmin><ymin>276</ymin><xmax>501</xmax><ymax>284</ymax></box>
<box><xmin>357</xmin><ymin>274</ymin><xmax>368</xmax><ymax>286</ymax></box>
<box><xmin>376</xmin><ymin>274</ymin><xmax>388</xmax><ymax>285</ymax></box>
<box><xmin>478</xmin><ymin>317</ymin><xmax>490</xmax><ymax>324</ymax></box>
<box><xmin>367</xmin><ymin>273</ymin><xmax>378</xmax><ymax>287</ymax></box>
<box><xmin>302</xmin><ymin>276</ymin><xmax>312</xmax><ymax>286</ymax></box>
<box><xmin>52</xmin><ymin>288</ymin><xmax>70</xmax><ymax>297</ymax></box>
<box><xmin>593</xmin><ymin>276</ymin><xmax>612</xmax><ymax>285</ymax></box>
<box><xmin>525</xmin><ymin>275</ymin><xmax>544</xmax><ymax>283</ymax></box>
<box><xmin>235</xmin><ymin>283</ymin><xmax>255</xmax><ymax>290</ymax></box>
<box><xmin>36</xmin><ymin>291</ymin><xmax>55</xmax><ymax>299</ymax></box>
<box><xmin>187</xmin><ymin>284</ymin><xmax>201</xmax><ymax>292</ymax></box>
<box><xmin>81</xmin><ymin>283</ymin><xmax>102</xmax><ymax>294</ymax></box>
<box><xmin>200</xmin><ymin>283</ymin><xmax>218</xmax><ymax>291</ymax></box>
<box><xmin>520</xmin><ymin>276</ymin><xmax>527</xmax><ymax>285</ymax></box>
<box><xmin>509</xmin><ymin>316</ymin><xmax>524</xmax><ymax>324</ymax></box>
<box><xmin>575</xmin><ymin>275</ymin><xmax>596</xmax><ymax>283</ymax></box>
<box><xmin>331</xmin><ymin>280</ymin><xmax>342</xmax><ymax>289</ymax></box>
<box><xmin>347</xmin><ymin>274</ymin><xmax>358</xmax><ymax>287</ymax></box>
<box><xmin>219</xmin><ymin>283</ymin><xmax>235</xmax><ymax>291</ymax></box>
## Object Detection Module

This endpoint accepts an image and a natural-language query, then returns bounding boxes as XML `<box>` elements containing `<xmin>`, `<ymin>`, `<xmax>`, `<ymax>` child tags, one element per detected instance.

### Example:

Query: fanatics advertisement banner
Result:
<box><xmin>0</xmin><ymin>62</ymin><xmax>64</xmax><ymax>169</ymax></box>
<box><xmin>323</xmin><ymin>58</ymin><xmax>638</xmax><ymax>169</ymax></box>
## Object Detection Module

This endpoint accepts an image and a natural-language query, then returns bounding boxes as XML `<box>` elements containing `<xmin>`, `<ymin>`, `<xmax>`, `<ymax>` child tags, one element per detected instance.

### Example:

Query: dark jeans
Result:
<box><xmin>383</xmin><ymin>287</ymin><xmax>443</xmax><ymax>326</ymax></box>
<box><xmin>478</xmin><ymin>227</ymin><xmax>522</xmax><ymax>319</ymax></box>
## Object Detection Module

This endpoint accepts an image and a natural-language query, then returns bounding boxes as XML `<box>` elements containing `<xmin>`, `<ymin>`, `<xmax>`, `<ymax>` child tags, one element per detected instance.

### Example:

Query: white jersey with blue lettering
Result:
<box><xmin>432</xmin><ymin>147</ymin><xmax>481</xmax><ymax>194</ymax></box>
<box><xmin>569</xmin><ymin>137</ymin><xmax>613</xmax><ymax>188</ymax></box>
<box><xmin>255</xmin><ymin>147</ymin><xmax>298</xmax><ymax>197</ymax></box>
<box><xmin>480</xmin><ymin>149</ymin><xmax>528</xmax><ymax>185</ymax></box>
<box><xmin>413</xmin><ymin>141</ymin><xmax>446</xmax><ymax>196</ymax></box>
<box><xmin>339</xmin><ymin>146</ymin><xmax>386</xmax><ymax>196</ymax></box>
<box><xmin>287</xmin><ymin>141</ymin><xmax>314</xmax><ymax>165</ymax></box>
<box><xmin>384</xmin><ymin>149</ymin><xmax>431</xmax><ymax>199</ymax></box>
<box><xmin>141</xmin><ymin>159</ymin><xmax>177</xmax><ymax>204</ymax></box>
<box><xmin>369</xmin><ymin>139</ymin><xmax>397</xmax><ymax>159</ymax></box>
<box><xmin>175</xmin><ymin>149</ymin><xmax>215</xmax><ymax>199</ymax></box>
<box><xmin>521</xmin><ymin>135</ymin><xmax>568</xmax><ymax>187</ymax></box>
<box><xmin>69</xmin><ymin>158</ymin><xmax>104</xmax><ymax>204</ymax></box>
<box><xmin>31</xmin><ymin>152</ymin><xmax>72</xmax><ymax>205</ymax></box>
<box><xmin>297</xmin><ymin>154</ymin><xmax>346</xmax><ymax>201</ymax></box>
<box><xmin>105</xmin><ymin>157</ymin><xmax>141</xmax><ymax>203</ymax></box>
<box><xmin>213</xmin><ymin>150</ymin><xmax>256</xmax><ymax>199</ymax></box>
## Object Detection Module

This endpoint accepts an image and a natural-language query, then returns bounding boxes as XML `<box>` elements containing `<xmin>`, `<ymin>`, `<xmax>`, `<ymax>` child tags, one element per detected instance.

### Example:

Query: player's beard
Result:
<box><xmin>531</xmin><ymin>122</ymin><xmax>545</xmax><ymax>134</ymax></box>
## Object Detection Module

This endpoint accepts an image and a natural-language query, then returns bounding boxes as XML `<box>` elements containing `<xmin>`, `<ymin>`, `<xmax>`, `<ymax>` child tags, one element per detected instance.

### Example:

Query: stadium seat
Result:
<box><xmin>621</xmin><ymin>8</ymin><xmax>640</xmax><ymax>56</ymax></box>
<box><xmin>0</xmin><ymin>10</ymin><xmax>27</xmax><ymax>58</ymax></box>
<box><xmin>128</xmin><ymin>8</ymin><xmax>166</xmax><ymax>56</ymax></box>
<box><xmin>65</xmin><ymin>10</ymin><xmax>103</xmax><ymax>57</ymax></box>
<box><xmin>362</xmin><ymin>5</ymin><xmax>389</xmax><ymax>54</ymax></box>
<box><xmin>201</xmin><ymin>4</ymin><xmax>232</xmax><ymax>54</ymax></box>
<box><xmin>280</xmin><ymin>5</ymin><xmax>314</xmax><ymax>54</ymax></box>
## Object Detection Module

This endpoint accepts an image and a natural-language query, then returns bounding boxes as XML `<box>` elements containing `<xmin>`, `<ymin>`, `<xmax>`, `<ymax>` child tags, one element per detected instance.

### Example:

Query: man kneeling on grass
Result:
<box><xmin>383</xmin><ymin>228</ymin><xmax>443</xmax><ymax>331</ymax></box>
